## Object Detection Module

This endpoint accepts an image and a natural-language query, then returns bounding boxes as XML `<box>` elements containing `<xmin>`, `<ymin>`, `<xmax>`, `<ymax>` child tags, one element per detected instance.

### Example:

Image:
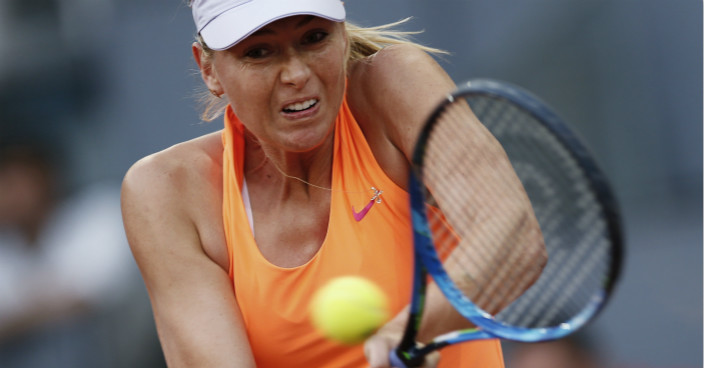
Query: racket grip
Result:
<box><xmin>389</xmin><ymin>348</ymin><xmax>424</xmax><ymax>368</ymax></box>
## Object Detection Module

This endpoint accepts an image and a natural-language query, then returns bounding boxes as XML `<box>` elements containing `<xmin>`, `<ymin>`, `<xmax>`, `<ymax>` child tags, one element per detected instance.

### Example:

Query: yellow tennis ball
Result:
<box><xmin>309</xmin><ymin>276</ymin><xmax>390</xmax><ymax>345</ymax></box>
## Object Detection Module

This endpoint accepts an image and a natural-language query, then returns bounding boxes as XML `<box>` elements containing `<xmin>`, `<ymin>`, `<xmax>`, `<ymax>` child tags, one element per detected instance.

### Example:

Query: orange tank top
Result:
<box><xmin>221</xmin><ymin>98</ymin><xmax>505</xmax><ymax>367</ymax></box>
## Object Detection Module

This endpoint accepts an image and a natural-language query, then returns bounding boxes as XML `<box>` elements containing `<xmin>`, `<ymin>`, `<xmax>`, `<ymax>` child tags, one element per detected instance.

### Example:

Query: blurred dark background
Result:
<box><xmin>0</xmin><ymin>0</ymin><xmax>700</xmax><ymax>367</ymax></box>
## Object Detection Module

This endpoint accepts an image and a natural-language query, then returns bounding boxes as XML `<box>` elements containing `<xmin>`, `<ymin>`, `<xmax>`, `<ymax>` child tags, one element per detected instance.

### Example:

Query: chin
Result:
<box><xmin>284</xmin><ymin>123</ymin><xmax>335</xmax><ymax>153</ymax></box>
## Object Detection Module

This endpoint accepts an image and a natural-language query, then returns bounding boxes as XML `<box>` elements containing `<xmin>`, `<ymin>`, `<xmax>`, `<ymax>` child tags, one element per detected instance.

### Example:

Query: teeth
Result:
<box><xmin>283</xmin><ymin>99</ymin><xmax>317</xmax><ymax>112</ymax></box>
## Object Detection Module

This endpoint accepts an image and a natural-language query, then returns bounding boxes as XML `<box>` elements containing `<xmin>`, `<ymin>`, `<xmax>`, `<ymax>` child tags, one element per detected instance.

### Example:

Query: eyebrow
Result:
<box><xmin>295</xmin><ymin>15</ymin><xmax>316</xmax><ymax>28</ymax></box>
<box><xmin>250</xmin><ymin>15</ymin><xmax>317</xmax><ymax>37</ymax></box>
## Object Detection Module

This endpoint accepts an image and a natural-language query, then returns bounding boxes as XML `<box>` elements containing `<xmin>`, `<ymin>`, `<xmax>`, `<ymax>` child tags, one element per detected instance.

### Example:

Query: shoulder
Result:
<box><xmin>123</xmin><ymin>131</ymin><xmax>222</xmax><ymax>198</ymax></box>
<box><xmin>348</xmin><ymin>44</ymin><xmax>454</xmax><ymax>107</ymax></box>
<box><xmin>349</xmin><ymin>43</ymin><xmax>437</xmax><ymax>76</ymax></box>
<box><xmin>121</xmin><ymin>131</ymin><xmax>223</xmax><ymax>232</ymax></box>
<box><xmin>121</xmin><ymin>130</ymin><xmax>227</xmax><ymax>268</ymax></box>
<box><xmin>347</xmin><ymin>44</ymin><xmax>456</xmax><ymax>159</ymax></box>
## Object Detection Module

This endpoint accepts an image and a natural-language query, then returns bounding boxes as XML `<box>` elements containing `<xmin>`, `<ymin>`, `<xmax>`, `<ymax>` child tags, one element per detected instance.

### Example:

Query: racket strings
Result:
<box><xmin>422</xmin><ymin>100</ymin><xmax>545</xmax><ymax>316</ymax></box>
<box><xmin>507</xmin><ymin>153</ymin><xmax>606</xmax><ymax>323</ymax></box>
<box><xmin>422</xmin><ymin>95</ymin><xmax>614</xmax><ymax>329</ymax></box>
<box><xmin>427</xmin><ymin>209</ymin><xmax>541</xmax><ymax>316</ymax></box>
<box><xmin>479</xmin><ymin>102</ymin><xmax>597</xmax><ymax>325</ymax></box>
<box><xmin>467</xmin><ymin>97</ymin><xmax>612</xmax><ymax>328</ymax></box>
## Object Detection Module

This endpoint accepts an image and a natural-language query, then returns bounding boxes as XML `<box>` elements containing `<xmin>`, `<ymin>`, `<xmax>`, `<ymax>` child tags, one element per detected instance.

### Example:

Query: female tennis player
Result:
<box><xmin>120</xmin><ymin>1</ymin><xmax>546</xmax><ymax>367</ymax></box>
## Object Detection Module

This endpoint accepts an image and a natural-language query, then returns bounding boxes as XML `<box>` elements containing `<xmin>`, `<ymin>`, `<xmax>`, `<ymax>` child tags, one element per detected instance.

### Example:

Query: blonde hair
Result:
<box><xmin>195</xmin><ymin>18</ymin><xmax>447</xmax><ymax>122</ymax></box>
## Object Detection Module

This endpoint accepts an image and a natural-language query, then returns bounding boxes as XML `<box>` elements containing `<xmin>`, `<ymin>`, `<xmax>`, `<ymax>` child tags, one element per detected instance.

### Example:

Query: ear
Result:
<box><xmin>192</xmin><ymin>42</ymin><xmax>224</xmax><ymax>96</ymax></box>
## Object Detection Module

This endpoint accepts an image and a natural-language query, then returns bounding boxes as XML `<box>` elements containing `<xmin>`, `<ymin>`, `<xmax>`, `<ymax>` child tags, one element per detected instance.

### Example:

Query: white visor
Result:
<box><xmin>191</xmin><ymin>0</ymin><xmax>346</xmax><ymax>51</ymax></box>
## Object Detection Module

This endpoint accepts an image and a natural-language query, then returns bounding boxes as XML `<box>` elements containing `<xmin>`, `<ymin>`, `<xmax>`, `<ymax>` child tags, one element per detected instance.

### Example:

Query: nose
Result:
<box><xmin>280</xmin><ymin>52</ymin><xmax>311</xmax><ymax>89</ymax></box>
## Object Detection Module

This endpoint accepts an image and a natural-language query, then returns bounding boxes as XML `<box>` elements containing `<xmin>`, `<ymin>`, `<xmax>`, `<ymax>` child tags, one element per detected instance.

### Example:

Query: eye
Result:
<box><xmin>244</xmin><ymin>46</ymin><xmax>272</xmax><ymax>59</ymax></box>
<box><xmin>302</xmin><ymin>30</ymin><xmax>329</xmax><ymax>45</ymax></box>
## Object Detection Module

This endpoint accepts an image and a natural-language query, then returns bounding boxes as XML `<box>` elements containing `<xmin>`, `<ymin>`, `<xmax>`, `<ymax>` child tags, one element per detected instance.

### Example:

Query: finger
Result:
<box><xmin>422</xmin><ymin>350</ymin><xmax>441</xmax><ymax>368</ymax></box>
<box><xmin>364</xmin><ymin>335</ymin><xmax>394</xmax><ymax>368</ymax></box>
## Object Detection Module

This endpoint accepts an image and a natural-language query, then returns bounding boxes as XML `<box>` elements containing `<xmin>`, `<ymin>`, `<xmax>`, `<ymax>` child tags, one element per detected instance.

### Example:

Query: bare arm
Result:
<box><xmin>121</xmin><ymin>153</ymin><xmax>255</xmax><ymax>368</ymax></box>
<box><xmin>352</xmin><ymin>45</ymin><xmax>546</xmax><ymax>366</ymax></box>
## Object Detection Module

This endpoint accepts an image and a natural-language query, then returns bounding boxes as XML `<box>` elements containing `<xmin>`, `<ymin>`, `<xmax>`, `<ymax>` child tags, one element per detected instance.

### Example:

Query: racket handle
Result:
<box><xmin>390</xmin><ymin>348</ymin><xmax>424</xmax><ymax>368</ymax></box>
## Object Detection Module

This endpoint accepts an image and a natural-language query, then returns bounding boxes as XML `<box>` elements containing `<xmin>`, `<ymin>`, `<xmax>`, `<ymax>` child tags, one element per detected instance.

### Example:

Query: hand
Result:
<box><xmin>363</xmin><ymin>320</ymin><xmax>440</xmax><ymax>368</ymax></box>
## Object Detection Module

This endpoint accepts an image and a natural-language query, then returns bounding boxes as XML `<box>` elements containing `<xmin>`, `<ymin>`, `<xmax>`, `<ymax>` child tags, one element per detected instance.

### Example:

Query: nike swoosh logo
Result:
<box><xmin>352</xmin><ymin>200</ymin><xmax>376</xmax><ymax>221</ymax></box>
<box><xmin>352</xmin><ymin>187</ymin><xmax>383</xmax><ymax>222</ymax></box>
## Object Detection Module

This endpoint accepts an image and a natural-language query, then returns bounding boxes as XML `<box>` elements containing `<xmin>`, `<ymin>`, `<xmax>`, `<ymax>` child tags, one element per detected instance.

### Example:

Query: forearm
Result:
<box><xmin>377</xmin><ymin>203</ymin><xmax>545</xmax><ymax>345</ymax></box>
<box><xmin>152</xmin><ymin>288</ymin><xmax>256</xmax><ymax>368</ymax></box>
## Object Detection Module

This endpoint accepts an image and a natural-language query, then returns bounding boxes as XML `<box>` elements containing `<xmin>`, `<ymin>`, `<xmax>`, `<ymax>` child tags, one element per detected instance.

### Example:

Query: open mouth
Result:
<box><xmin>282</xmin><ymin>99</ymin><xmax>318</xmax><ymax>113</ymax></box>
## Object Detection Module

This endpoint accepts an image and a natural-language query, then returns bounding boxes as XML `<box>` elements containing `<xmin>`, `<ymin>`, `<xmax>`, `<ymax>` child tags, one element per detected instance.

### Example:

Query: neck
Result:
<box><xmin>243</xmin><ymin>131</ymin><xmax>334</xmax><ymax>195</ymax></box>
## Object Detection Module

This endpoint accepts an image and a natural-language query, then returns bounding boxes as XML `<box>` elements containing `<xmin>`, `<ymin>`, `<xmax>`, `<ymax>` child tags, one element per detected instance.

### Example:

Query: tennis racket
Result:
<box><xmin>390</xmin><ymin>79</ymin><xmax>624</xmax><ymax>367</ymax></box>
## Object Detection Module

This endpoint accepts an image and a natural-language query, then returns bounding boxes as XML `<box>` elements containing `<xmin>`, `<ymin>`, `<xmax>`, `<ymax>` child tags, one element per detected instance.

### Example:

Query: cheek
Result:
<box><xmin>321</xmin><ymin>45</ymin><xmax>348</xmax><ymax>80</ymax></box>
<box><xmin>214</xmin><ymin>55</ymin><xmax>266</xmax><ymax>98</ymax></box>
<box><xmin>219</xmin><ymin>69</ymin><xmax>273</xmax><ymax>119</ymax></box>
<box><xmin>314</xmin><ymin>45</ymin><xmax>348</xmax><ymax>100</ymax></box>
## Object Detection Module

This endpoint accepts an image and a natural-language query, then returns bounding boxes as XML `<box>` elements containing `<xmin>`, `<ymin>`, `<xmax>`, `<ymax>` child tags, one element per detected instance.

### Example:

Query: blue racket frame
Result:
<box><xmin>390</xmin><ymin>79</ymin><xmax>623</xmax><ymax>367</ymax></box>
